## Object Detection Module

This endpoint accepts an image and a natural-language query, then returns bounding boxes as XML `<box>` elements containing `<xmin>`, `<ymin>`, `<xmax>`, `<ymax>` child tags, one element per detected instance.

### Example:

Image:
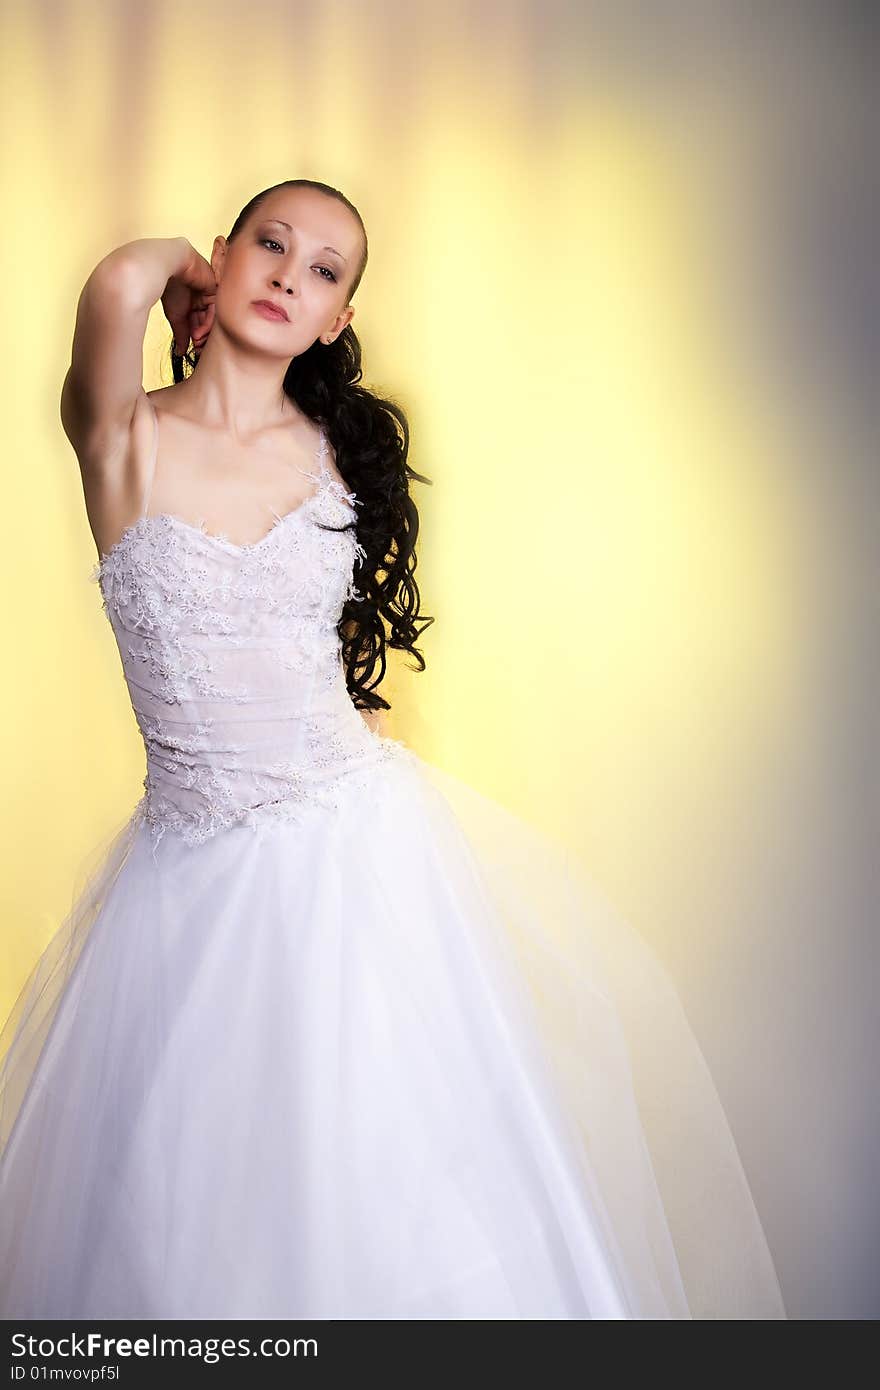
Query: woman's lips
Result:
<box><xmin>252</xmin><ymin>301</ymin><xmax>289</xmax><ymax>322</ymax></box>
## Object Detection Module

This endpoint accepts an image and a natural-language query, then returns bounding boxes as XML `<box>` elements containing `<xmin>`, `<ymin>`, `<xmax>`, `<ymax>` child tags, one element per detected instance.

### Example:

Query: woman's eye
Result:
<box><xmin>260</xmin><ymin>239</ymin><xmax>336</xmax><ymax>283</ymax></box>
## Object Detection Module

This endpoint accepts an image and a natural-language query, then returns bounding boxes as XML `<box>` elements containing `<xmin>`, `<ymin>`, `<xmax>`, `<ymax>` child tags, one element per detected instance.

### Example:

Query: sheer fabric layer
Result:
<box><xmin>0</xmin><ymin>755</ymin><xmax>786</xmax><ymax>1319</ymax></box>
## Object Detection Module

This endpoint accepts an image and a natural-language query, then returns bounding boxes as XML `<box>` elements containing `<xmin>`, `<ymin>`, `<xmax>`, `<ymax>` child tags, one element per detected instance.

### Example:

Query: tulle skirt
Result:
<box><xmin>0</xmin><ymin>748</ymin><xmax>787</xmax><ymax>1319</ymax></box>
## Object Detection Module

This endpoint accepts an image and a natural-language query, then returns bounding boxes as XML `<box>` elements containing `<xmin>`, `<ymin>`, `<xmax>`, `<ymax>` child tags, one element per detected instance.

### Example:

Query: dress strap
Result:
<box><xmin>292</xmin><ymin>428</ymin><xmax>331</xmax><ymax>487</ymax></box>
<box><xmin>141</xmin><ymin>391</ymin><xmax>159</xmax><ymax>519</ymax></box>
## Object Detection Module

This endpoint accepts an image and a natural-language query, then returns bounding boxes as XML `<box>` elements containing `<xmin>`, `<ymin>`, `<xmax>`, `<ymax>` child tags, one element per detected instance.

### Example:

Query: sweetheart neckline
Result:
<box><xmin>96</xmin><ymin>476</ymin><xmax>359</xmax><ymax>575</ymax></box>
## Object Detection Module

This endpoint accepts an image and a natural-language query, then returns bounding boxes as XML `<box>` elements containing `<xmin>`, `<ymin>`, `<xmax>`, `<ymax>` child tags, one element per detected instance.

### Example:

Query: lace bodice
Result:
<box><xmin>90</xmin><ymin>392</ymin><xmax>416</xmax><ymax>856</ymax></box>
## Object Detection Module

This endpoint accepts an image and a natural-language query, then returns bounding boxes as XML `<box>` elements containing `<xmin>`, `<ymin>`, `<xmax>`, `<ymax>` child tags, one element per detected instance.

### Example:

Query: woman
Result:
<box><xmin>0</xmin><ymin>178</ymin><xmax>787</xmax><ymax>1319</ymax></box>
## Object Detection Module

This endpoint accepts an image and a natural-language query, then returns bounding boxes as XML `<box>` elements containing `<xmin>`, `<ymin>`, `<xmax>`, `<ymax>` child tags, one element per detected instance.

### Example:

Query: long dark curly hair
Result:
<box><xmin>170</xmin><ymin>178</ymin><xmax>434</xmax><ymax>715</ymax></box>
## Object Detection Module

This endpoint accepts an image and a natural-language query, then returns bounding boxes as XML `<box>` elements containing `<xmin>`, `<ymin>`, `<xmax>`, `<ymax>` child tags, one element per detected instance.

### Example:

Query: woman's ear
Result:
<box><xmin>210</xmin><ymin>234</ymin><xmax>228</xmax><ymax>284</ymax></box>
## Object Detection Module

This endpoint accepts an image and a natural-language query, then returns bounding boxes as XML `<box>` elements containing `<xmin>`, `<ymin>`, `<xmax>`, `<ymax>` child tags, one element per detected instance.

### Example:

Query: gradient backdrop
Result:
<box><xmin>1</xmin><ymin>0</ymin><xmax>876</xmax><ymax>1319</ymax></box>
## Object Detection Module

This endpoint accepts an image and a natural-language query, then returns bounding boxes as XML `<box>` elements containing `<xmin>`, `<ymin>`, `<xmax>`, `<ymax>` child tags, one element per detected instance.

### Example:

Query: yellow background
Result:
<box><xmin>0</xmin><ymin>0</ymin><xmax>873</xmax><ymax>1318</ymax></box>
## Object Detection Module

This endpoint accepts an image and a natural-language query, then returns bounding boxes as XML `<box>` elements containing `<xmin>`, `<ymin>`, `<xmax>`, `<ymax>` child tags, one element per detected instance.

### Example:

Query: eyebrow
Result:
<box><xmin>263</xmin><ymin>219</ymin><xmax>348</xmax><ymax>263</ymax></box>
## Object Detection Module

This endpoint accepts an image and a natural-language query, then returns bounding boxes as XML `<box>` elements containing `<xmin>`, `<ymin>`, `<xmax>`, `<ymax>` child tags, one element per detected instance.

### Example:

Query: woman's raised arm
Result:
<box><xmin>59</xmin><ymin>236</ymin><xmax>196</xmax><ymax>476</ymax></box>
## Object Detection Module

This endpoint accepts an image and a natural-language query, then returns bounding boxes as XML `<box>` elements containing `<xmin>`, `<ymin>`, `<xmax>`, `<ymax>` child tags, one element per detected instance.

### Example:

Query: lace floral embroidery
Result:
<box><xmin>88</xmin><ymin>481</ymin><xmax>413</xmax><ymax>856</ymax></box>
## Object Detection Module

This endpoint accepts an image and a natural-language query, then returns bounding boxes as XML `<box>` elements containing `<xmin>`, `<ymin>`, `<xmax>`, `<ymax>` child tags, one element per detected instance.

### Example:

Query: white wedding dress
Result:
<box><xmin>0</xmin><ymin>391</ymin><xmax>787</xmax><ymax>1319</ymax></box>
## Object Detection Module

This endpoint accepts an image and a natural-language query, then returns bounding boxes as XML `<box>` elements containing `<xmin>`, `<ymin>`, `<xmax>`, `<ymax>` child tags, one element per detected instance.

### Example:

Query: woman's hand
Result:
<box><xmin>161</xmin><ymin>244</ymin><xmax>218</xmax><ymax>358</ymax></box>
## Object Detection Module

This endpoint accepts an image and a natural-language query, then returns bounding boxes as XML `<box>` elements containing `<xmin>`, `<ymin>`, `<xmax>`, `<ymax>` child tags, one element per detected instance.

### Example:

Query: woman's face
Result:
<box><xmin>210</xmin><ymin>188</ymin><xmax>362</xmax><ymax>358</ymax></box>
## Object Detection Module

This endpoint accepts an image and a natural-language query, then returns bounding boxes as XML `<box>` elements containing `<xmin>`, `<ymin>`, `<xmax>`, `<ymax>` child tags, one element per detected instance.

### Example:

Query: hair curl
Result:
<box><xmin>170</xmin><ymin>178</ymin><xmax>434</xmax><ymax>714</ymax></box>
